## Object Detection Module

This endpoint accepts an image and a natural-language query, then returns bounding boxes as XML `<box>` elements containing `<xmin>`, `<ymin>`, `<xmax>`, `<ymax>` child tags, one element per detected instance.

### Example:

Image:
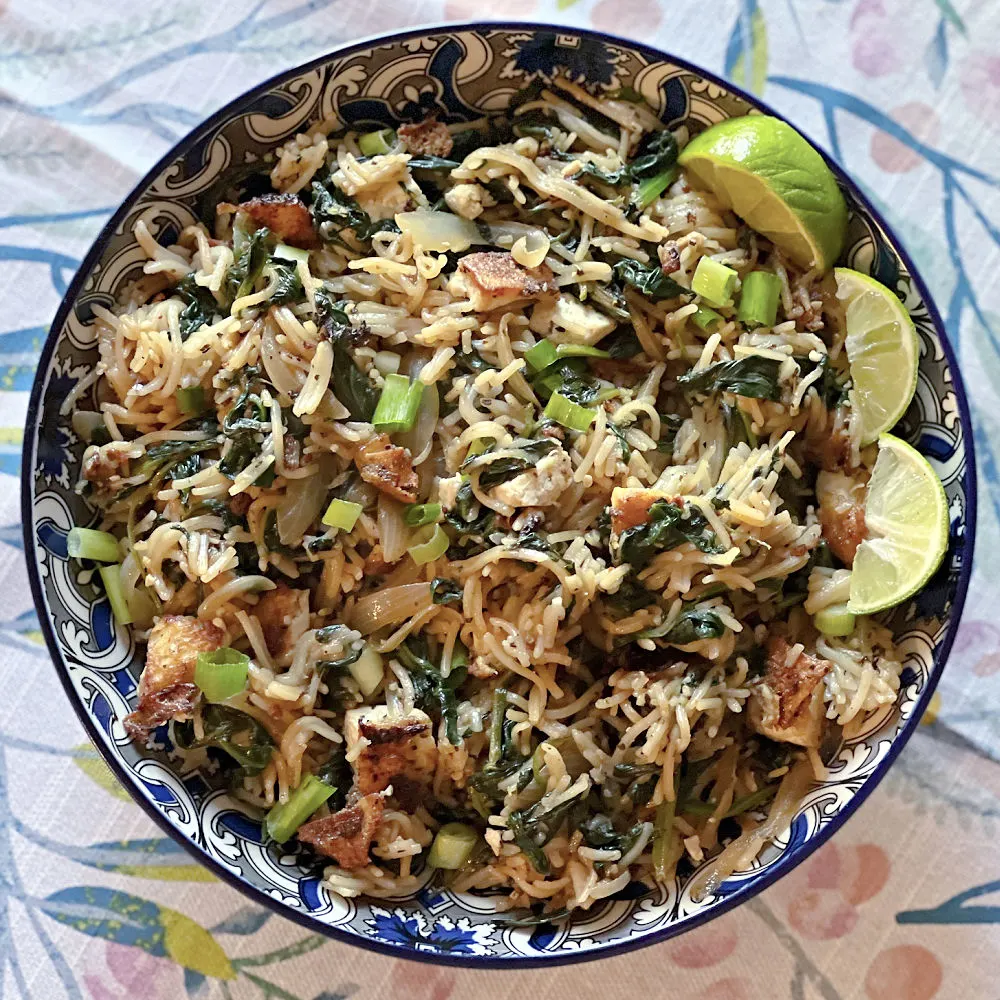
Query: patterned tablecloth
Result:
<box><xmin>3</xmin><ymin>1</ymin><xmax>999</xmax><ymax>997</ymax></box>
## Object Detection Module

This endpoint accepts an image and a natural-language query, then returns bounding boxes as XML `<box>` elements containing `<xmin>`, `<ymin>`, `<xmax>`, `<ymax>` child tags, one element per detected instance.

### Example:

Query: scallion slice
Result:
<box><xmin>692</xmin><ymin>305</ymin><xmax>723</xmax><ymax>332</ymax></box>
<box><xmin>67</xmin><ymin>527</ymin><xmax>120</xmax><ymax>563</ymax></box>
<box><xmin>98</xmin><ymin>564</ymin><xmax>133</xmax><ymax>625</ymax></box>
<box><xmin>273</xmin><ymin>243</ymin><xmax>310</xmax><ymax>266</ymax></box>
<box><xmin>691</xmin><ymin>257</ymin><xmax>738</xmax><ymax>308</ymax></box>
<box><xmin>358</xmin><ymin>128</ymin><xmax>396</xmax><ymax>157</ymax></box>
<box><xmin>372</xmin><ymin>374</ymin><xmax>424</xmax><ymax>433</ymax></box>
<box><xmin>544</xmin><ymin>391</ymin><xmax>596</xmax><ymax>432</ymax></box>
<box><xmin>737</xmin><ymin>270</ymin><xmax>782</xmax><ymax>328</ymax></box>
<box><xmin>408</xmin><ymin>524</ymin><xmax>449</xmax><ymax>565</ymax></box>
<box><xmin>322</xmin><ymin>498</ymin><xmax>363</xmax><ymax>532</ymax></box>
<box><xmin>264</xmin><ymin>774</ymin><xmax>336</xmax><ymax>844</ymax></box>
<box><xmin>404</xmin><ymin>502</ymin><xmax>442</xmax><ymax>527</ymax></box>
<box><xmin>194</xmin><ymin>647</ymin><xmax>250</xmax><ymax>703</ymax></box>
<box><xmin>555</xmin><ymin>344</ymin><xmax>610</xmax><ymax>360</ymax></box>
<box><xmin>525</xmin><ymin>339</ymin><xmax>558</xmax><ymax>372</ymax></box>
<box><xmin>177</xmin><ymin>385</ymin><xmax>205</xmax><ymax>415</ymax></box>
<box><xmin>427</xmin><ymin>822</ymin><xmax>479</xmax><ymax>869</ymax></box>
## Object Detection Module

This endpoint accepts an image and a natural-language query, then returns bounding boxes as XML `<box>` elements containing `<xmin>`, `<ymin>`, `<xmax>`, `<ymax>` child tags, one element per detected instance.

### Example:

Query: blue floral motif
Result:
<box><xmin>368</xmin><ymin>911</ymin><xmax>479</xmax><ymax>953</ymax></box>
<box><xmin>509</xmin><ymin>31</ymin><xmax>620</xmax><ymax>86</ymax></box>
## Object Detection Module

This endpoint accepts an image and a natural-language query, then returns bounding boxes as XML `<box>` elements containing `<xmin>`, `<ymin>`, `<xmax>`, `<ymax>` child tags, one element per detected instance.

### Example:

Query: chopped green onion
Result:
<box><xmin>322</xmin><ymin>498</ymin><xmax>363</xmax><ymax>532</ymax></box>
<box><xmin>358</xmin><ymin>128</ymin><xmax>396</xmax><ymax>157</ymax></box>
<box><xmin>555</xmin><ymin>344</ymin><xmax>610</xmax><ymax>360</ymax></box>
<box><xmin>652</xmin><ymin>796</ymin><xmax>677</xmax><ymax>882</ymax></box>
<box><xmin>408</xmin><ymin>524</ymin><xmax>449</xmax><ymax>565</ymax></box>
<box><xmin>814</xmin><ymin>603</ymin><xmax>856</xmax><ymax>637</ymax></box>
<box><xmin>525</xmin><ymin>339</ymin><xmax>558</xmax><ymax>372</ymax></box>
<box><xmin>349</xmin><ymin>645</ymin><xmax>384</xmax><ymax>696</ymax></box>
<box><xmin>450</xmin><ymin>639</ymin><xmax>469</xmax><ymax>670</ymax></box>
<box><xmin>194</xmin><ymin>647</ymin><xmax>250</xmax><ymax>703</ymax></box>
<box><xmin>273</xmin><ymin>243</ymin><xmax>310</xmax><ymax>266</ymax></box>
<box><xmin>634</xmin><ymin>164</ymin><xmax>678</xmax><ymax>211</ymax></box>
<box><xmin>67</xmin><ymin>527</ymin><xmax>120</xmax><ymax>563</ymax></box>
<box><xmin>692</xmin><ymin>306</ymin><xmax>723</xmax><ymax>332</ymax></box>
<box><xmin>177</xmin><ymin>385</ymin><xmax>205</xmax><ymax>415</ymax></box>
<box><xmin>427</xmin><ymin>822</ymin><xmax>480</xmax><ymax>869</ymax></box>
<box><xmin>692</xmin><ymin>257</ymin><xmax>738</xmax><ymax>308</ymax></box>
<box><xmin>98</xmin><ymin>564</ymin><xmax>133</xmax><ymax>625</ymax></box>
<box><xmin>738</xmin><ymin>270</ymin><xmax>782</xmax><ymax>328</ymax></box>
<box><xmin>372</xmin><ymin>373</ymin><xmax>424</xmax><ymax>433</ymax></box>
<box><xmin>264</xmin><ymin>774</ymin><xmax>336</xmax><ymax>844</ymax></box>
<box><xmin>487</xmin><ymin>688</ymin><xmax>508</xmax><ymax>765</ymax></box>
<box><xmin>404</xmin><ymin>502</ymin><xmax>442</xmax><ymax>527</ymax></box>
<box><xmin>544</xmin><ymin>391</ymin><xmax>596</xmax><ymax>432</ymax></box>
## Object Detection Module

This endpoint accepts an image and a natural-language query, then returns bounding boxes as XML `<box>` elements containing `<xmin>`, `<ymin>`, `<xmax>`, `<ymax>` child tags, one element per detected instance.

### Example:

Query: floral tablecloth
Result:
<box><xmin>2</xmin><ymin>1</ymin><xmax>999</xmax><ymax>997</ymax></box>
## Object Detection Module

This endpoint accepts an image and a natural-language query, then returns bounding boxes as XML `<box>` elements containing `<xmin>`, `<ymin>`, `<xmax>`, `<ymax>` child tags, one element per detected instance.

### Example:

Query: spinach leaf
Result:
<box><xmin>313</xmin><ymin>749</ymin><xmax>351</xmax><ymax>812</ymax></box>
<box><xmin>320</xmin><ymin>309</ymin><xmax>379</xmax><ymax>422</ymax></box>
<box><xmin>451</xmin><ymin>349</ymin><xmax>492</xmax><ymax>376</ymax></box>
<box><xmin>603</xmin><ymin>576</ymin><xmax>655</xmax><ymax>614</ymax></box>
<box><xmin>640</xmin><ymin>608</ymin><xmax>726</xmax><ymax>645</ymax></box>
<box><xmin>529</xmin><ymin>357</ymin><xmax>602</xmax><ymax>405</ymax></box>
<box><xmin>617</xmin><ymin>498</ymin><xmax>725</xmax><ymax>568</ymax></box>
<box><xmin>507</xmin><ymin>787</ymin><xmax>589</xmax><ymax>874</ymax></box>
<box><xmin>173</xmin><ymin>705</ymin><xmax>274</xmax><ymax>776</ymax></box>
<box><xmin>609</xmin><ymin>423</ymin><xmax>631</xmax><ymax>462</ymax></box>
<box><xmin>797</xmin><ymin>355</ymin><xmax>849</xmax><ymax>409</ymax></box>
<box><xmin>613</xmin><ymin>258</ymin><xmax>684</xmax><ymax>301</ymax></box>
<box><xmin>628</xmin><ymin>129</ymin><xmax>679</xmax><ymax>181</ymax></box>
<box><xmin>604</xmin><ymin>327</ymin><xmax>642</xmax><ymax>359</ymax></box>
<box><xmin>463</xmin><ymin>438</ymin><xmax>559</xmax><ymax>489</ymax></box>
<box><xmin>722</xmin><ymin>401</ymin><xmax>756</xmax><ymax>451</ymax></box>
<box><xmin>430</xmin><ymin>578</ymin><xmax>463</xmax><ymax>605</ymax></box>
<box><xmin>310</xmin><ymin>181</ymin><xmax>399</xmax><ymax>247</ymax></box>
<box><xmin>317</xmin><ymin>645</ymin><xmax>363</xmax><ymax>675</ymax></box>
<box><xmin>407</xmin><ymin>154</ymin><xmax>460</xmax><ymax>171</ymax></box>
<box><xmin>444</xmin><ymin>481</ymin><xmax>495</xmax><ymax>543</ymax></box>
<box><xmin>677</xmin><ymin>356</ymin><xmax>783</xmax><ymax>400</ymax></box>
<box><xmin>267</xmin><ymin>259</ymin><xmax>303</xmax><ymax>305</ymax></box>
<box><xmin>613</xmin><ymin>762</ymin><xmax>661</xmax><ymax>807</ymax></box>
<box><xmin>225</xmin><ymin>227</ymin><xmax>273</xmax><ymax>304</ymax></box>
<box><xmin>395</xmin><ymin>636</ymin><xmax>467</xmax><ymax>745</ymax></box>
<box><xmin>175</xmin><ymin>274</ymin><xmax>219</xmax><ymax>340</ymax></box>
<box><xmin>550</xmin><ymin>150</ymin><xmax>630</xmax><ymax>187</ymax></box>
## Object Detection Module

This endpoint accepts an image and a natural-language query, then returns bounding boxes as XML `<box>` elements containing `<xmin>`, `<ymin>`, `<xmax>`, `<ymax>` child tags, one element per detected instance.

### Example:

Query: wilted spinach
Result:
<box><xmin>225</xmin><ymin>227</ymin><xmax>273</xmax><ymax>304</ymax></box>
<box><xmin>677</xmin><ymin>356</ymin><xmax>783</xmax><ymax>400</ymax></box>
<box><xmin>266</xmin><ymin>259</ymin><xmax>303</xmax><ymax>305</ymax></box>
<box><xmin>175</xmin><ymin>274</ymin><xmax>220</xmax><ymax>340</ymax></box>
<box><xmin>310</xmin><ymin>181</ymin><xmax>399</xmax><ymax>247</ymax></box>
<box><xmin>613</xmin><ymin>258</ymin><xmax>685</xmax><ymax>301</ymax></box>
<box><xmin>507</xmin><ymin>788</ymin><xmax>589</xmax><ymax>874</ymax></box>
<box><xmin>462</xmin><ymin>438</ymin><xmax>559</xmax><ymax>489</ymax></box>
<box><xmin>430</xmin><ymin>578</ymin><xmax>463</xmax><ymax>605</ymax></box>
<box><xmin>617</xmin><ymin>499</ymin><xmax>725</xmax><ymax>569</ymax></box>
<box><xmin>319</xmin><ymin>303</ymin><xmax>379</xmax><ymax>421</ymax></box>
<box><xmin>173</xmin><ymin>705</ymin><xmax>274</xmax><ymax>776</ymax></box>
<box><xmin>396</xmin><ymin>635</ymin><xmax>467</xmax><ymax>745</ymax></box>
<box><xmin>639</xmin><ymin>607</ymin><xmax>726</xmax><ymax>645</ymax></box>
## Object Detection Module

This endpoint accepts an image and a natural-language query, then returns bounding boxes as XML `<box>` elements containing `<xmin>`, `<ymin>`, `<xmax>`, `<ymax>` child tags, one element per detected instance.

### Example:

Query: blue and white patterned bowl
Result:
<box><xmin>22</xmin><ymin>22</ymin><xmax>976</xmax><ymax>966</ymax></box>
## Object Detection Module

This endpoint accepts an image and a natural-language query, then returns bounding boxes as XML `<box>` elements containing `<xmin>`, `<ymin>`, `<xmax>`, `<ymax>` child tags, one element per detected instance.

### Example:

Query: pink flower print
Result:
<box><xmin>870</xmin><ymin>103</ymin><xmax>940</xmax><ymax>174</ymax></box>
<box><xmin>666</xmin><ymin>915</ymin><xmax>738</xmax><ymax>967</ymax></box>
<box><xmin>85</xmin><ymin>942</ymin><xmax>184</xmax><ymax>1000</ymax></box>
<box><xmin>961</xmin><ymin>51</ymin><xmax>1000</xmax><ymax>130</ymax></box>
<box><xmin>850</xmin><ymin>0</ymin><xmax>903</xmax><ymax>77</ymax></box>
<box><xmin>865</xmin><ymin>945</ymin><xmax>943</xmax><ymax>1000</ymax></box>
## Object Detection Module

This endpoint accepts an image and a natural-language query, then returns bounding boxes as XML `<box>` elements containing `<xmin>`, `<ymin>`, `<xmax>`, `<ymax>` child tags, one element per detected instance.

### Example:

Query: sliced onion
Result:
<box><xmin>277</xmin><ymin>470</ymin><xmax>328</xmax><ymax>546</ymax></box>
<box><xmin>261</xmin><ymin>322</ymin><xmax>303</xmax><ymax>397</ymax></box>
<box><xmin>341</xmin><ymin>475</ymin><xmax>378</xmax><ymax>510</ymax></box>
<box><xmin>396</xmin><ymin>211</ymin><xmax>482</xmax><ymax>253</ymax></box>
<box><xmin>688</xmin><ymin>760</ymin><xmax>813</xmax><ymax>902</ymax></box>
<box><xmin>378</xmin><ymin>494</ymin><xmax>409</xmax><ymax>564</ymax></box>
<box><xmin>348</xmin><ymin>582</ymin><xmax>433</xmax><ymax>635</ymax></box>
<box><xmin>511</xmin><ymin>232</ymin><xmax>550</xmax><ymax>269</ymax></box>
<box><xmin>397</xmin><ymin>376</ymin><xmax>439</xmax><ymax>466</ymax></box>
<box><xmin>485</xmin><ymin>221</ymin><xmax>547</xmax><ymax>250</ymax></box>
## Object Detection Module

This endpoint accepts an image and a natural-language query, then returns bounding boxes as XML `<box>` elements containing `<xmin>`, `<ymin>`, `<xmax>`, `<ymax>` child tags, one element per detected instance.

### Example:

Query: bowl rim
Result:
<box><xmin>21</xmin><ymin>18</ymin><xmax>978</xmax><ymax>968</ymax></box>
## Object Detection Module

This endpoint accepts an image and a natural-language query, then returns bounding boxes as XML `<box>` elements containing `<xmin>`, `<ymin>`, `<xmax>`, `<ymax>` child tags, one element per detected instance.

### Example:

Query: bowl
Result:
<box><xmin>23</xmin><ymin>21</ymin><xmax>976</xmax><ymax>966</ymax></box>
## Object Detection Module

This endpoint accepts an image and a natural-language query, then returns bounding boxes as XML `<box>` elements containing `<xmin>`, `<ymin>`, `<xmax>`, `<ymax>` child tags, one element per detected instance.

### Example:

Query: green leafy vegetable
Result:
<box><xmin>613</xmin><ymin>258</ymin><xmax>685</xmax><ymax>301</ymax></box>
<box><xmin>430</xmin><ymin>578</ymin><xmax>463</xmax><ymax>605</ymax></box>
<box><xmin>395</xmin><ymin>636</ymin><xmax>467</xmax><ymax>745</ymax></box>
<box><xmin>408</xmin><ymin>154</ymin><xmax>460</xmax><ymax>171</ymax></box>
<box><xmin>319</xmin><ymin>307</ymin><xmax>379</xmax><ymax>421</ymax></box>
<box><xmin>175</xmin><ymin>274</ymin><xmax>219</xmax><ymax>340</ymax></box>
<box><xmin>173</xmin><ymin>705</ymin><xmax>274</xmax><ymax>776</ymax></box>
<box><xmin>310</xmin><ymin>181</ymin><xmax>399</xmax><ymax>247</ymax></box>
<box><xmin>640</xmin><ymin>608</ymin><xmax>726</xmax><ymax>645</ymax></box>
<box><xmin>265</xmin><ymin>259</ymin><xmax>303</xmax><ymax>305</ymax></box>
<box><xmin>225</xmin><ymin>227</ymin><xmax>273</xmax><ymax>304</ymax></box>
<box><xmin>617</xmin><ymin>498</ymin><xmax>725</xmax><ymax>569</ymax></box>
<box><xmin>677</xmin><ymin>355</ymin><xmax>783</xmax><ymax>400</ymax></box>
<box><xmin>507</xmin><ymin>787</ymin><xmax>588</xmax><ymax>874</ymax></box>
<box><xmin>462</xmin><ymin>438</ymin><xmax>559</xmax><ymax>489</ymax></box>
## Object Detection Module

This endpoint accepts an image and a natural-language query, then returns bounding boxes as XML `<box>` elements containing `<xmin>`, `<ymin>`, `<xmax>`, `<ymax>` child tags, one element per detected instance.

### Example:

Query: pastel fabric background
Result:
<box><xmin>1</xmin><ymin>0</ymin><xmax>998</xmax><ymax>997</ymax></box>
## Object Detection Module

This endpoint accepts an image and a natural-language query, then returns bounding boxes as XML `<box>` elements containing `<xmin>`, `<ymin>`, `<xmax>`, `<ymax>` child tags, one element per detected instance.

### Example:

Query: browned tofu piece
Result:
<box><xmin>238</xmin><ymin>194</ymin><xmax>316</xmax><ymax>248</ymax></box>
<box><xmin>748</xmin><ymin>637</ymin><xmax>831</xmax><ymax>748</ymax></box>
<box><xmin>456</xmin><ymin>252</ymin><xmax>556</xmax><ymax>313</ymax></box>
<box><xmin>609</xmin><ymin>488</ymin><xmax>683</xmax><ymax>536</ymax></box>
<box><xmin>344</xmin><ymin>706</ymin><xmax>438</xmax><ymax>798</ymax></box>
<box><xmin>81</xmin><ymin>441</ymin><xmax>132</xmax><ymax>490</ymax></box>
<box><xmin>816</xmin><ymin>470</ymin><xmax>867</xmax><ymax>567</ymax></box>
<box><xmin>253</xmin><ymin>583</ymin><xmax>309</xmax><ymax>661</ymax></box>
<box><xmin>124</xmin><ymin>615</ymin><xmax>225</xmax><ymax>739</ymax></box>
<box><xmin>398</xmin><ymin>118</ymin><xmax>453</xmax><ymax>158</ymax></box>
<box><xmin>354</xmin><ymin>434</ymin><xmax>418</xmax><ymax>503</ymax></box>
<box><xmin>297</xmin><ymin>793</ymin><xmax>385</xmax><ymax>868</ymax></box>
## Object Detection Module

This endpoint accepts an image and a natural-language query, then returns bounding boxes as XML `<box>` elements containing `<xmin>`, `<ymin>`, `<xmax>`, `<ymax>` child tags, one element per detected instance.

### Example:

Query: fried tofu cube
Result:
<box><xmin>124</xmin><ymin>615</ymin><xmax>225</xmax><ymax>739</ymax></box>
<box><xmin>344</xmin><ymin>706</ymin><xmax>438</xmax><ymax>797</ymax></box>
<box><xmin>297</xmin><ymin>793</ymin><xmax>385</xmax><ymax>868</ymax></box>
<box><xmin>454</xmin><ymin>252</ymin><xmax>556</xmax><ymax>313</ymax></box>
<box><xmin>529</xmin><ymin>293</ymin><xmax>617</xmax><ymax>347</ymax></box>
<box><xmin>609</xmin><ymin>487</ymin><xmax>680</xmax><ymax>536</ymax></box>
<box><xmin>253</xmin><ymin>583</ymin><xmax>310</xmax><ymax>662</ymax></box>
<box><xmin>748</xmin><ymin>637</ymin><xmax>831</xmax><ymax>748</ymax></box>
<box><xmin>238</xmin><ymin>193</ymin><xmax>316</xmax><ymax>248</ymax></box>
<box><xmin>817</xmin><ymin>470</ymin><xmax>867</xmax><ymax>567</ymax></box>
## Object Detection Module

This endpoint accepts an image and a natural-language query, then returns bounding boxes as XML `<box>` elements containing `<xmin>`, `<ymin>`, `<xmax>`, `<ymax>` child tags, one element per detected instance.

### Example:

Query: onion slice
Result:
<box><xmin>347</xmin><ymin>582</ymin><xmax>433</xmax><ymax>635</ymax></box>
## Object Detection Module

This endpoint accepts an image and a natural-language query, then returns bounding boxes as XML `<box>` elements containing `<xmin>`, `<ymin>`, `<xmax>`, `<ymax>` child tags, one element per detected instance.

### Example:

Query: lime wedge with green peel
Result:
<box><xmin>835</xmin><ymin>267</ymin><xmax>919</xmax><ymax>446</ymax></box>
<box><xmin>677</xmin><ymin>115</ymin><xmax>848</xmax><ymax>272</ymax></box>
<box><xmin>847</xmin><ymin>433</ymin><xmax>948</xmax><ymax>615</ymax></box>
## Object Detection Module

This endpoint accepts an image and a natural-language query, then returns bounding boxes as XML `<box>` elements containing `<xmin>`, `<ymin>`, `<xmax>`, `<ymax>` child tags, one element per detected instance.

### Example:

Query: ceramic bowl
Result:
<box><xmin>22</xmin><ymin>22</ymin><xmax>976</xmax><ymax>966</ymax></box>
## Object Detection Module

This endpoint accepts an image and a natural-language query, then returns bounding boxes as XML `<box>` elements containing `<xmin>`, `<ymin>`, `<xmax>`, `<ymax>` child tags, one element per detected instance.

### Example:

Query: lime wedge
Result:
<box><xmin>847</xmin><ymin>433</ymin><xmax>948</xmax><ymax>615</ymax></box>
<box><xmin>677</xmin><ymin>115</ymin><xmax>847</xmax><ymax>272</ymax></box>
<box><xmin>835</xmin><ymin>268</ymin><xmax>919</xmax><ymax>446</ymax></box>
